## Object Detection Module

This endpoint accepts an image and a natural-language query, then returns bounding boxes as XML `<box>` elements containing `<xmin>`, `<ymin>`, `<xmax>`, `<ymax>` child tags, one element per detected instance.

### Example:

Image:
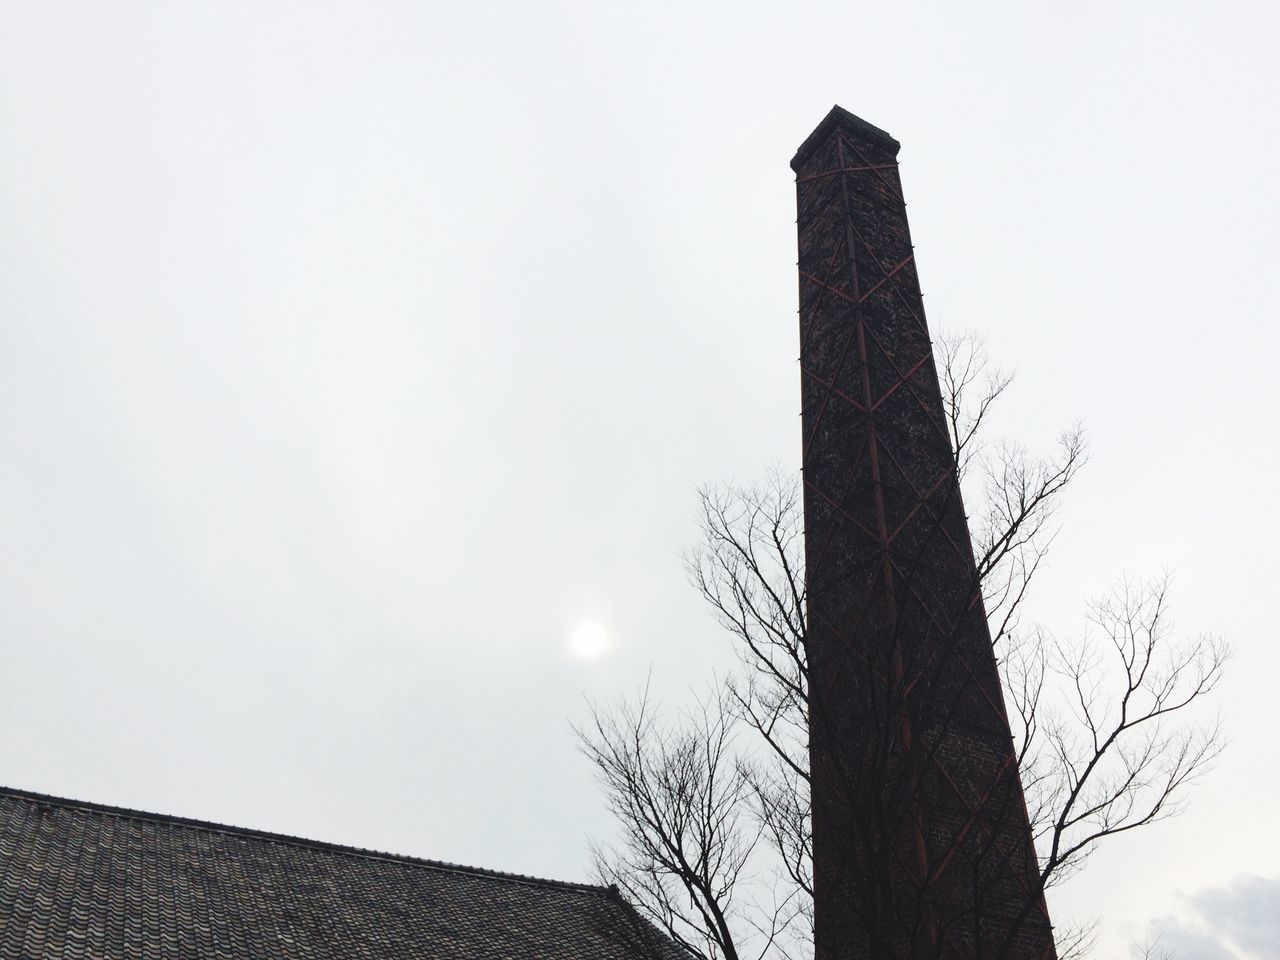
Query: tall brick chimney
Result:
<box><xmin>793</xmin><ymin>107</ymin><xmax>1056</xmax><ymax>960</ymax></box>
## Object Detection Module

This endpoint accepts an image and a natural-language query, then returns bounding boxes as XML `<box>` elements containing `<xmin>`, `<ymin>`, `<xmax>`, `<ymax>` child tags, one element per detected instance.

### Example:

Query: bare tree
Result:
<box><xmin>1008</xmin><ymin>577</ymin><xmax>1228</xmax><ymax>889</ymax></box>
<box><xmin>578</xmin><ymin>332</ymin><xmax>1226</xmax><ymax>960</ymax></box>
<box><xmin>578</xmin><ymin>682</ymin><xmax>801</xmax><ymax>960</ymax></box>
<box><xmin>1129</xmin><ymin>935</ymin><xmax>1176</xmax><ymax>960</ymax></box>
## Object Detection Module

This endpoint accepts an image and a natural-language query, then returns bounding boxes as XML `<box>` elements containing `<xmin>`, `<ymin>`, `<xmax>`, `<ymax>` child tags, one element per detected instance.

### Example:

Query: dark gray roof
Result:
<box><xmin>0</xmin><ymin>787</ymin><xmax>686</xmax><ymax>960</ymax></box>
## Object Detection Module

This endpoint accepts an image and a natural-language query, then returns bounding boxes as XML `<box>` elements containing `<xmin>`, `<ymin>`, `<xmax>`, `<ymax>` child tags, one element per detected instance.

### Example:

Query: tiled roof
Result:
<box><xmin>0</xmin><ymin>787</ymin><xmax>686</xmax><ymax>960</ymax></box>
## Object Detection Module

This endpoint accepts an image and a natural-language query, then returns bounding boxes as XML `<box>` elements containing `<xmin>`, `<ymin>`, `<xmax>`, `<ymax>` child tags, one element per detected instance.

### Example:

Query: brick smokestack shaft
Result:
<box><xmin>793</xmin><ymin>107</ymin><xmax>1055</xmax><ymax>960</ymax></box>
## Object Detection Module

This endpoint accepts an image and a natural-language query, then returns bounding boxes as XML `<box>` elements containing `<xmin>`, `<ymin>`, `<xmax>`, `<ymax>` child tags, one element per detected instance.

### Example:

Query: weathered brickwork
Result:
<box><xmin>793</xmin><ymin>107</ymin><xmax>1056</xmax><ymax>960</ymax></box>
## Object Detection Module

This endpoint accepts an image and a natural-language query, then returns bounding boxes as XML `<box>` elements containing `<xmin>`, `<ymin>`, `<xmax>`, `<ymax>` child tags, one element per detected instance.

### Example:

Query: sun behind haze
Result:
<box><xmin>568</xmin><ymin>622</ymin><xmax>612</xmax><ymax>660</ymax></box>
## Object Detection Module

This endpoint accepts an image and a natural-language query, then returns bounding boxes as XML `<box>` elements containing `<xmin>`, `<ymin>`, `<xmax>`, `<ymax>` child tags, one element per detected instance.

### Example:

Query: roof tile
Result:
<box><xmin>0</xmin><ymin>788</ymin><xmax>685</xmax><ymax>960</ymax></box>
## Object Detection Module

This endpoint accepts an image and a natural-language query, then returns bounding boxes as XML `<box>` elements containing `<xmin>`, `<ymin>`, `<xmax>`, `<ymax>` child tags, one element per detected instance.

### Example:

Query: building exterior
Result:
<box><xmin>0</xmin><ymin>787</ymin><xmax>685</xmax><ymax>959</ymax></box>
<box><xmin>794</xmin><ymin>106</ymin><xmax>1056</xmax><ymax>960</ymax></box>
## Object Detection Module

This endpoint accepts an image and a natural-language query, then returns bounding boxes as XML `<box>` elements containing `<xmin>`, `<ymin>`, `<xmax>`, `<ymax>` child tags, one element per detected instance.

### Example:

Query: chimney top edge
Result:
<box><xmin>791</xmin><ymin>105</ymin><xmax>901</xmax><ymax>172</ymax></box>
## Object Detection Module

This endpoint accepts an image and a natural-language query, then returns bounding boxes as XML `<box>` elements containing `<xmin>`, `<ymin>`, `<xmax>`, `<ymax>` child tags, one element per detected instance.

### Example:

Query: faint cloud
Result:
<box><xmin>1195</xmin><ymin>876</ymin><xmax>1280</xmax><ymax>959</ymax></box>
<box><xmin>1141</xmin><ymin>875</ymin><xmax>1280</xmax><ymax>960</ymax></box>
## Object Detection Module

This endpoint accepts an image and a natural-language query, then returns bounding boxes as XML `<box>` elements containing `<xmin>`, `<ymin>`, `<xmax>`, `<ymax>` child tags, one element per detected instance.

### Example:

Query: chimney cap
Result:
<box><xmin>791</xmin><ymin>105</ymin><xmax>900</xmax><ymax>172</ymax></box>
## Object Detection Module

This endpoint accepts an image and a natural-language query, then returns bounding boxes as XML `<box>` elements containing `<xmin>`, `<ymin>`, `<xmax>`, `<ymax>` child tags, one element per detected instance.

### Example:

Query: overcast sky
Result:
<box><xmin>2</xmin><ymin>2</ymin><xmax>1277</xmax><ymax>957</ymax></box>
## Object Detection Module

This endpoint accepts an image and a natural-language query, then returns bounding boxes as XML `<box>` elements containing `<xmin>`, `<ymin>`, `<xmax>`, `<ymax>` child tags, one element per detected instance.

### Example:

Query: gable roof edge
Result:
<box><xmin>0</xmin><ymin>785</ymin><xmax>605</xmax><ymax>895</ymax></box>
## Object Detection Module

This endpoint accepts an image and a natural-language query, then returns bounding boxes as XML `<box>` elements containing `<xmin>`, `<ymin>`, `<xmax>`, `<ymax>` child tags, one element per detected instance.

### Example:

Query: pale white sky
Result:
<box><xmin>2</xmin><ymin>3</ymin><xmax>1277</xmax><ymax>958</ymax></box>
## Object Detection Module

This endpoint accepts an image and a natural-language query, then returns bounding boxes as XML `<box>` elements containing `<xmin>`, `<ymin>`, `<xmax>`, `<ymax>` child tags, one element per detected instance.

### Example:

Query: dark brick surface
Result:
<box><xmin>794</xmin><ymin>107</ymin><xmax>1055</xmax><ymax>960</ymax></box>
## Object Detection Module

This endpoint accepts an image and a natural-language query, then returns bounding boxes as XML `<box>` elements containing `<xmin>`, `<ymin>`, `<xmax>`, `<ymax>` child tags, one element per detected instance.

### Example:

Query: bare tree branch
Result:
<box><xmin>578</xmin><ymin>680</ymin><xmax>777</xmax><ymax>960</ymax></box>
<box><xmin>581</xmin><ymin>330</ymin><xmax>1227</xmax><ymax>960</ymax></box>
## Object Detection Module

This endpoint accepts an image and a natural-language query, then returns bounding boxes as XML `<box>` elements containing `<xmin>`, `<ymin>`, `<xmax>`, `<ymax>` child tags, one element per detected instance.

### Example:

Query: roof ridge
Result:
<box><xmin>0</xmin><ymin>785</ymin><xmax>606</xmax><ymax>894</ymax></box>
